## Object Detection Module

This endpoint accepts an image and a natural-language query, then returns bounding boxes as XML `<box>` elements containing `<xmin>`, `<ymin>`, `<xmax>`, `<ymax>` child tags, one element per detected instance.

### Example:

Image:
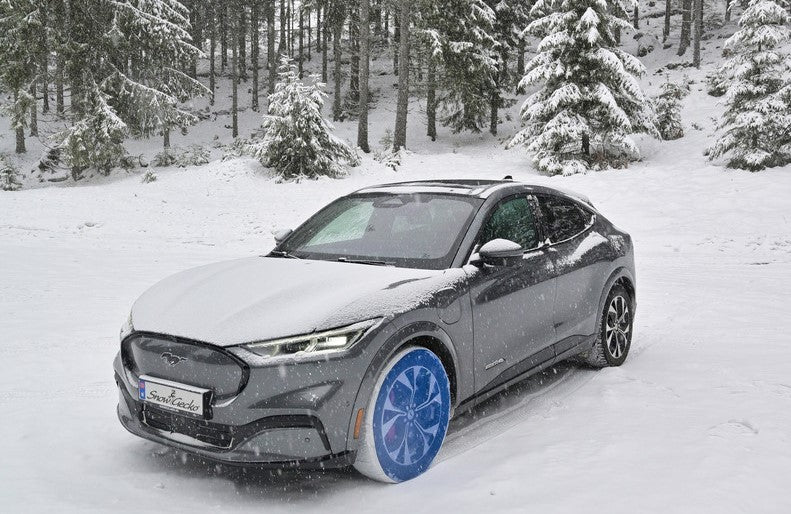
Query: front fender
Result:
<box><xmin>344</xmin><ymin>320</ymin><xmax>462</xmax><ymax>455</ymax></box>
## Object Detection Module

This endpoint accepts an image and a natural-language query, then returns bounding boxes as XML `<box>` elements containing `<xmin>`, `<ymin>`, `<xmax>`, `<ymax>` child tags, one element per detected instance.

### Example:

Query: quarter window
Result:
<box><xmin>537</xmin><ymin>195</ymin><xmax>593</xmax><ymax>243</ymax></box>
<box><xmin>479</xmin><ymin>196</ymin><xmax>539</xmax><ymax>250</ymax></box>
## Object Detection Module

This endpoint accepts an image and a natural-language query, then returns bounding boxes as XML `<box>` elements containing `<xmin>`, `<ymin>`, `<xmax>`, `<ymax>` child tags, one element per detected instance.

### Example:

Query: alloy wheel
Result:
<box><xmin>605</xmin><ymin>295</ymin><xmax>630</xmax><ymax>359</ymax></box>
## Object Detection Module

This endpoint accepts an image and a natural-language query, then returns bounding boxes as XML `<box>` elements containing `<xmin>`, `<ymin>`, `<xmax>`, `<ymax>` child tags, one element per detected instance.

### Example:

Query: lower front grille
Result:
<box><xmin>142</xmin><ymin>406</ymin><xmax>234</xmax><ymax>448</ymax></box>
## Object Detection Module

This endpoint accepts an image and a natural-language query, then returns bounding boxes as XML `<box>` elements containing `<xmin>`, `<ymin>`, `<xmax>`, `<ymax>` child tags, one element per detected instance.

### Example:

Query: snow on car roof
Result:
<box><xmin>353</xmin><ymin>180</ymin><xmax>595</xmax><ymax>208</ymax></box>
<box><xmin>354</xmin><ymin>179</ymin><xmax>518</xmax><ymax>198</ymax></box>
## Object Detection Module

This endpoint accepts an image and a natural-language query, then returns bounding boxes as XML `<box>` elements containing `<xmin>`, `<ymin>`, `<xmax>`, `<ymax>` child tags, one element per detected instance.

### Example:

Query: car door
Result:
<box><xmin>536</xmin><ymin>194</ymin><xmax>609</xmax><ymax>352</ymax></box>
<box><xmin>465</xmin><ymin>194</ymin><xmax>557</xmax><ymax>393</ymax></box>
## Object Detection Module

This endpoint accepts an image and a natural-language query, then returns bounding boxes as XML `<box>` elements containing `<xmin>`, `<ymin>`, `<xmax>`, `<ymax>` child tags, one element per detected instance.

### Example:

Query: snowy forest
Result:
<box><xmin>0</xmin><ymin>0</ymin><xmax>789</xmax><ymax>190</ymax></box>
<box><xmin>2</xmin><ymin>1</ymin><xmax>791</xmax><ymax>511</ymax></box>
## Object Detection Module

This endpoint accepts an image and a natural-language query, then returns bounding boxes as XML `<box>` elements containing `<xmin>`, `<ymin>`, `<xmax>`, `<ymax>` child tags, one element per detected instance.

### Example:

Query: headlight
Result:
<box><xmin>243</xmin><ymin>319</ymin><xmax>379</xmax><ymax>359</ymax></box>
<box><xmin>120</xmin><ymin>312</ymin><xmax>134</xmax><ymax>341</ymax></box>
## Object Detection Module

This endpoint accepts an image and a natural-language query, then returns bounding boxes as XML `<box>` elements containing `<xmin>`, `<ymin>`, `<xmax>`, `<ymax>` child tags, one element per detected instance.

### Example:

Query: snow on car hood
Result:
<box><xmin>131</xmin><ymin>256</ymin><xmax>461</xmax><ymax>346</ymax></box>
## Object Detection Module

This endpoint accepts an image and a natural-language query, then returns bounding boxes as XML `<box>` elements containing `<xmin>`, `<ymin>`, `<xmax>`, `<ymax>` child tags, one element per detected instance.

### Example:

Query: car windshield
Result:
<box><xmin>277</xmin><ymin>193</ymin><xmax>483</xmax><ymax>269</ymax></box>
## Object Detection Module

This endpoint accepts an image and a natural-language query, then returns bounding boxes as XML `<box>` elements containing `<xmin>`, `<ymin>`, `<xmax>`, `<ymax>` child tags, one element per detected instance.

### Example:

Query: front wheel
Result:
<box><xmin>353</xmin><ymin>347</ymin><xmax>451</xmax><ymax>483</ymax></box>
<box><xmin>579</xmin><ymin>284</ymin><xmax>634</xmax><ymax>368</ymax></box>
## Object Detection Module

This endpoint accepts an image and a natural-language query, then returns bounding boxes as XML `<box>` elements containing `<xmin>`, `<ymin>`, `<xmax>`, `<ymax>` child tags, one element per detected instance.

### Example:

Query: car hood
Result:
<box><xmin>131</xmin><ymin>256</ymin><xmax>464</xmax><ymax>347</ymax></box>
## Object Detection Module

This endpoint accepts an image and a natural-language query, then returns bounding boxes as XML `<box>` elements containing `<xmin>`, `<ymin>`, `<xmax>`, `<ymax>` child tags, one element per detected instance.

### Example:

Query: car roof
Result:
<box><xmin>352</xmin><ymin>179</ymin><xmax>595</xmax><ymax>207</ymax></box>
<box><xmin>354</xmin><ymin>179</ymin><xmax>519</xmax><ymax>198</ymax></box>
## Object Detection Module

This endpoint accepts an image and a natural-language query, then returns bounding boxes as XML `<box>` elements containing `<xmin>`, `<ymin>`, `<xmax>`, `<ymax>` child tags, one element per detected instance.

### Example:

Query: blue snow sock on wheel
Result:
<box><xmin>371</xmin><ymin>348</ymin><xmax>450</xmax><ymax>482</ymax></box>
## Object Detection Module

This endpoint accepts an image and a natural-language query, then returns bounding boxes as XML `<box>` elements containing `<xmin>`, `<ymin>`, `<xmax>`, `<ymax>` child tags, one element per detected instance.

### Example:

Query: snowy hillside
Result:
<box><xmin>2</xmin><ymin>1</ymin><xmax>791</xmax><ymax>512</ymax></box>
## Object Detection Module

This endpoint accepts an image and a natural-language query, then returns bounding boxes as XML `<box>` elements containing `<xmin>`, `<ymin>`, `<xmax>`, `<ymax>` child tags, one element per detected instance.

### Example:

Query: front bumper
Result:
<box><xmin>113</xmin><ymin>327</ymin><xmax>397</xmax><ymax>468</ymax></box>
<box><xmin>115</xmin><ymin>374</ymin><xmax>354</xmax><ymax>468</ymax></box>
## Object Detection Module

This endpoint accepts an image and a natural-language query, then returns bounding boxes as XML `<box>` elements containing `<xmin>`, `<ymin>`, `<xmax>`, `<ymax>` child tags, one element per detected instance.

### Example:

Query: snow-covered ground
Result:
<box><xmin>2</xmin><ymin>11</ymin><xmax>791</xmax><ymax>514</ymax></box>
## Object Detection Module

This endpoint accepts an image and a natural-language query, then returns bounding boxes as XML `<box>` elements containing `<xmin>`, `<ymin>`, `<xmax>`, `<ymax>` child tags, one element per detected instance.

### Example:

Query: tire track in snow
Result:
<box><xmin>436</xmin><ymin>362</ymin><xmax>596</xmax><ymax>463</ymax></box>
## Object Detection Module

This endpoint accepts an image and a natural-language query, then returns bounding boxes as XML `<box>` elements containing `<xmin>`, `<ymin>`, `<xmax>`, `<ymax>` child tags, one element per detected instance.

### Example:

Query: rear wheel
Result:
<box><xmin>579</xmin><ymin>284</ymin><xmax>633</xmax><ymax>368</ymax></box>
<box><xmin>354</xmin><ymin>347</ymin><xmax>451</xmax><ymax>483</ymax></box>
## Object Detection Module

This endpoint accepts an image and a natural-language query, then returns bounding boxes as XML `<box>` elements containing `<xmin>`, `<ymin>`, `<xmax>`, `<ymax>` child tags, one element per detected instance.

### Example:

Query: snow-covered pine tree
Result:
<box><xmin>508</xmin><ymin>0</ymin><xmax>658</xmax><ymax>175</ymax></box>
<box><xmin>109</xmin><ymin>0</ymin><xmax>208</xmax><ymax>142</ymax></box>
<box><xmin>253</xmin><ymin>57</ymin><xmax>359</xmax><ymax>179</ymax></box>
<box><xmin>0</xmin><ymin>0</ymin><xmax>44</xmax><ymax>154</ymax></box>
<box><xmin>418</xmin><ymin>0</ymin><xmax>499</xmax><ymax>133</ymax></box>
<box><xmin>0</xmin><ymin>153</ymin><xmax>22</xmax><ymax>191</ymax></box>
<box><xmin>58</xmin><ymin>0</ymin><xmax>205</xmax><ymax>176</ymax></box>
<box><xmin>708</xmin><ymin>0</ymin><xmax>791</xmax><ymax>171</ymax></box>
<box><xmin>654</xmin><ymin>77</ymin><xmax>689</xmax><ymax>140</ymax></box>
<box><xmin>60</xmin><ymin>86</ymin><xmax>127</xmax><ymax>179</ymax></box>
<box><xmin>483</xmin><ymin>0</ymin><xmax>530</xmax><ymax>135</ymax></box>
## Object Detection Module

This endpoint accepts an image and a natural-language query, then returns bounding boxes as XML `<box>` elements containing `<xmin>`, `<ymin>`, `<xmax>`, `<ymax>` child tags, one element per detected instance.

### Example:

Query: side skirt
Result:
<box><xmin>454</xmin><ymin>335</ymin><xmax>596</xmax><ymax>416</ymax></box>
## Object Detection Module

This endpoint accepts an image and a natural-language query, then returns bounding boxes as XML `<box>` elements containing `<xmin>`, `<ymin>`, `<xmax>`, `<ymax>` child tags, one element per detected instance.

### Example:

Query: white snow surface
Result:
<box><xmin>2</xmin><ymin>131</ymin><xmax>791</xmax><ymax>513</ymax></box>
<box><xmin>2</xmin><ymin>17</ymin><xmax>791</xmax><ymax>514</ymax></box>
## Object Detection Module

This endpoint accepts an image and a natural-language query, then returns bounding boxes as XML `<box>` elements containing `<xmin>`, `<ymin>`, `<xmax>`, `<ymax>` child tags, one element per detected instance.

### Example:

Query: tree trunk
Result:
<box><xmin>357</xmin><ymin>0</ymin><xmax>371</xmax><ymax>152</ymax></box>
<box><xmin>373</xmin><ymin>0</ymin><xmax>382</xmax><ymax>37</ymax></box>
<box><xmin>232</xmin><ymin>22</ymin><xmax>239</xmax><ymax>138</ymax></box>
<box><xmin>267</xmin><ymin>1</ymin><xmax>276</xmax><ymax>97</ymax></box>
<box><xmin>29</xmin><ymin>82</ymin><xmax>38</xmax><ymax>137</ymax></box>
<box><xmin>349</xmin><ymin>6</ymin><xmax>360</xmax><ymax>103</ymax></box>
<box><xmin>14</xmin><ymin>90</ymin><xmax>25</xmax><ymax>154</ymax></box>
<box><xmin>221</xmin><ymin>3</ymin><xmax>228</xmax><ymax>71</ymax></box>
<box><xmin>288</xmin><ymin>0</ymin><xmax>294</xmax><ymax>57</ymax></box>
<box><xmin>633</xmin><ymin>4</ymin><xmax>639</xmax><ymax>30</ymax></box>
<box><xmin>163</xmin><ymin>128</ymin><xmax>170</xmax><ymax>149</ymax></box>
<box><xmin>427</xmin><ymin>56</ymin><xmax>436</xmax><ymax>141</ymax></box>
<box><xmin>316</xmin><ymin>6</ymin><xmax>321</xmax><ymax>52</ymax></box>
<box><xmin>384</xmin><ymin>8</ymin><xmax>389</xmax><ymax>42</ymax></box>
<box><xmin>239</xmin><ymin>7</ymin><xmax>247</xmax><ymax>80</ymax></box>
<box><xmin>393</xmin><ymin>21</ymin><xmax>399</xmax><ymax>75</ymax></box>
<box><xmin>489</xmin><ymin>93</ymin><xmax>498</xmax><ymax>136</ymax></box>
<box><xmin>582</xmin><ymin>132</ymin><xmax>590</xmax><ymax>156</ymax></box>
<box><xmin>307</xmin><ymin>8</ymin><xmax>312</xmax><ymax>61</ymax></box>
<box><xmin>392</xmin><ymin>0</ymin><xmax>410</xmax><ymax>151</ymax></box>
<box><xmin>209</xmin><ymin>1</ymin><xmax>216</xmax><ymax>105</ymax></box>
<box><xmin>40</xmin><ymin>22</ymin><xmax>49</xmax><ymax>114</ymax></box>
<box><xmin>322</xmin><ymin>12</ymin><xmax>329</xmax><ymax>82</ymax></box>
<box><xmin>55</xmin><ymin>56</ymin><xmax>64</xmax><ymax>116</ymax></box>
<box><xmin>678</xmin><ymin>0</ymin><xmax>692</xmax><ymax>56</ymax></box>
<box><xmin>692</xmin><ymin>0</ymin><xmax>703</xmax><ymax>67</ymax></box>
<box><xmin>725</xmin><ymin>0</ymin><xmax>731</xmax><ymax>22</ymax></box>
<box><xmin>189</xmin><ymin>1</ymin><xmax>198</xmax><ymax>78</ymax></box>
<box><xmin>279</xmin><ymin>0</ymin><xmax>286</xmax><ymax>55</ymax></box>
<box><xmin>516</xmin><ymin>40</ymin><xmax>525</xmax><ymax>77</ymax></box>
<box><xmin>332</xmin><ymin>21</ymin><xmax>343</xmax><ymax>121</ymax></box>
<box><xmin>663</xmin><ymin>0</ymin><xmax>672</xmax><ymax>41</ymax></box>
<box><xmin>252</xmin><ymin>1</ymin><xmax>260</xmax><ymax>110</ymax></box>
<box><xmin>298</xmin><ymin>9</ymin><xmax>304</xmax><ymax>77</ymax></box>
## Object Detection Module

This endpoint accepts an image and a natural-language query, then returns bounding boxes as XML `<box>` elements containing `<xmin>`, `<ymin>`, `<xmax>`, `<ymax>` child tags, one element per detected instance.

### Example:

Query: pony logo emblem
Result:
<box><xmin>160</xmin><ymin>352</ymin><xmax>187</xmax><ymax>366</ymax></box>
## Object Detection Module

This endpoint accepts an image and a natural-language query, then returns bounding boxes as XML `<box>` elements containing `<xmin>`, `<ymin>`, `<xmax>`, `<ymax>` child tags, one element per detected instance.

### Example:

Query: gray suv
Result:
<box><xmin>115</xmin><ymin>179</ymin><xmax>635</xmax><ymax>482</ymax></box>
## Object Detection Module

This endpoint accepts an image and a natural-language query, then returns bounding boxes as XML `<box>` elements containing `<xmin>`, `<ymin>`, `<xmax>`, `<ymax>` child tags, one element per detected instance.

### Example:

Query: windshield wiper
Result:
<box><xmin>337</xmin><ymin>257</ymin><xmax>394</xmax><ymax>266</ymax></box>
<box><xmin>269</xmin><ymin>250</ymin><xmax>302</xmax><ymax>259</ymax></box>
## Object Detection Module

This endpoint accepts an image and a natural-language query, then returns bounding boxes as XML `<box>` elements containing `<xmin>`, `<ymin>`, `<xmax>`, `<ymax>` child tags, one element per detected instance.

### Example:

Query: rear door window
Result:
<box><xmin>537</xmin><ymin>195</ymin><xmax>594</xmax><ymax>243</ymax></box>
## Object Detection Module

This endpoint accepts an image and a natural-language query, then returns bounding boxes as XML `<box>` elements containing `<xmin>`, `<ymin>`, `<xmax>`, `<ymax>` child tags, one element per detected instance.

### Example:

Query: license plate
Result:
<box><xmin>138</xmin><ymin>375</ymin><xmax>211</xmax><ymax>418</ymax></box>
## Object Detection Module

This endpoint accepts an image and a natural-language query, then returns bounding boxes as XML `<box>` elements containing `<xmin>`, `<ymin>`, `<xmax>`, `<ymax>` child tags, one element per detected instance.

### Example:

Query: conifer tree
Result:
<box><xmin>0</xmin><ymin>153</ymin><xmax>22</xmax><ymax>191</ymax></box>
<box><xmin>484</xmin><ymin>0</ymin><xmax>529</xmax><ymax>135</ymax></box>
<box><xmin>0</xmin><ymin>0</ymin><xmax>45</xmax><ymax>154</ymax></box>
<box><xmin>654</xmin><ymin>78</ymin><xmax>689</xmax><ymax>141</ymax></box>
<box><xmin>417</xmin><ymin>0</ymin><xmax>499</xmax><ymax>134</ymax></box>
<box><xmin>253</xmin><ymin>57</ymin><xmax>359</xmax><ymax>179</ymax></box>
<box><xmin>708</xmin><ymin>0</ymin><xmax>791</xmax><ymax>171</ymax></box>
<box><xmin>58</xmin><ymin>0</ymin><xmax>205</xmax><ymax>175</ymax></box>
<box><xmin>508</xmin><ymin>0</ymin><xmax>658</xmax><ymax>175</ymax></box>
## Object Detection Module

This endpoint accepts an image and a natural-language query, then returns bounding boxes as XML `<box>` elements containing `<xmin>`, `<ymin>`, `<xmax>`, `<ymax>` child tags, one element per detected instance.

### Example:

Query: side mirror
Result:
<box><xmin>473</xmin><ymin>239</ymin><xmax>524</xmax><ymax>267</ymax></box>
<box><xmin>273</xmin><ymin>228</ymin><xmax>293</xmax><ymax>244</ymax></box>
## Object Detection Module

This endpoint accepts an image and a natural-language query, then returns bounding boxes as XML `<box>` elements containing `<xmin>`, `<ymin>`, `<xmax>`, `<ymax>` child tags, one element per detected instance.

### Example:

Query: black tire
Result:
<box><xmin>578</xmin><ymin>284</ymin><xmax>634</xmax><ymax>368</ymax></box>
